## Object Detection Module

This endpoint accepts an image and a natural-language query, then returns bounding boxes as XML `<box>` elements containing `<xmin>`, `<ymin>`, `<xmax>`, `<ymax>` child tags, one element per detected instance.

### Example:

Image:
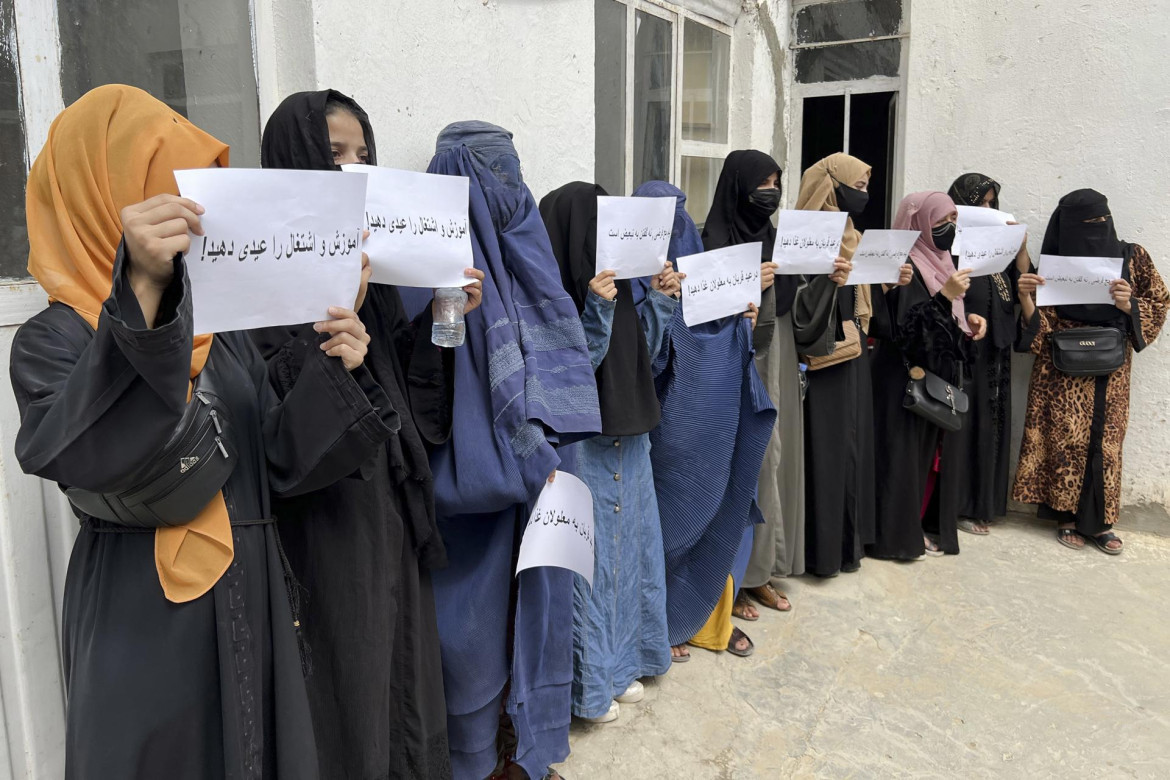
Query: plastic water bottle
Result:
<box><xmin>431</xmin><ymin>288</ymin><xmax>468</xmax><ymax>347</ymax></box>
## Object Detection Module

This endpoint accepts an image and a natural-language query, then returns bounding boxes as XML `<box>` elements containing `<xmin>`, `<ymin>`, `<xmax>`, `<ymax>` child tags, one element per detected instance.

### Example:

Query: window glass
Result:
<box><xmin>795</xmin><ymin>39</ymin><xmax>901</xmax><ymax>83</ymax></box>
<box><xmin>0</xmin><ymin>0</ymin><xmax>27</xmax><ymax>279</ymax></box>
<box><xmin>595</xmin><ymin>0</ymin><xmax>627</xmax><ymax>195</ymax></box>
<box><xmin>681</xmin><ymin>19</ymin><xmax>729</xmax><ymax>144</ymax></box>
<box><xmin>800</xmin><ymin>94</ymin><xmax>845</xmax><ymax>174</ymax></box>
<box><xmin>680</xmin><ymin>155</ymin><xmax>722</xmax><ymax>227</ymax></box>
<box><xmin>57</xmin><ymin>0</ymin><xmax>260</xmax><ymax>166</ymax></box>
<box><xmin>795</xmin><ymin>0</ymin><xmax>903</xmax><ymax>45</ymax></box>
<box><xmin>633</xmin><ymin>10</ymin><xmax>672</xmax><ymax>189</ymax></box>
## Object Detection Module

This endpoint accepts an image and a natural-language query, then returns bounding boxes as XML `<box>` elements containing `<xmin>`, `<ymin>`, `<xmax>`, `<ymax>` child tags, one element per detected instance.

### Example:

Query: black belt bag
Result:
<box><xmin>1050</xmin><ymin>326</ymin><xmax>1126</xmax><ymax>377</ymax></box>
<box><xmin>66</xmin><ymin>364</ymin><xmax>238</xmax><ymax>528</ymax></box>
<box><xmin>903</xmin><ymin>366</ymin><xmax>968</xmax><ymax>433</ymax></box>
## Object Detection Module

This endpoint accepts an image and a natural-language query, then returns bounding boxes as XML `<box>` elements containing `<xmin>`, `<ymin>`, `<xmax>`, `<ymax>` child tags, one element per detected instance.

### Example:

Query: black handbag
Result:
<box><xmin>65</xmin><ymin>348</ymin><xmax>238</xmax><ymax>528</ymax></box>
<box><xmin>1050</xmin><ymin>326</ymin><xmax>1126</xmax><ymax>377</ymax></box>
<box><xmin>903</xmin><ymin>365</ymin><xmax>969</xmax><ymax>433</ymax></box>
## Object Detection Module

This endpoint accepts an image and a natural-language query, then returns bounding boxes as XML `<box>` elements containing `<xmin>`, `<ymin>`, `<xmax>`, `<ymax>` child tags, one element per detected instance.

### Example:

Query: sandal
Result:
<box><xmin>746</xmin><ymin>583</ymin><xmax>792</xmax><ymax>612</ymax></box>
<box><xmin>923</xmin><ymin>535</ymin><xmax>944</xmax><ymax>557</ymax></box>
<box><xmin>957</xmin><ymin>519</ymin><xmax>990</xmax><ymax>536</ymax></box>
<box><xmin>1090</xmin><ymin>531</ymin><xmax>1123</xmax><ymax>555</ymax></box>
<box><xmin>1056</xmin><ymin>527</ymin><xmax>1085</xmax><ymax>550</ymax></box>
<box><xmin>727</xmin><ymin>627</ymin><xmax>754</xmax><ymax>658</ymax></box>
<box><xmin>670</xmin><ymin>644</ymin><xmax>690</xmax><ymax>663</ymax></box>
<box><xmin>732</xmin><ymin>592</ymin><xmax>759</xmax><ymax>621</ymax></box>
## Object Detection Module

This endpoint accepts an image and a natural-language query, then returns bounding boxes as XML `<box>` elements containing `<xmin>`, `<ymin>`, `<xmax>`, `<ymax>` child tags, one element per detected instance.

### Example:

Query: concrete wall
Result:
<box><xmin>902</xmin><ymin>0</ymin><xmax>1170</xmax><ymax>511</ymax></box>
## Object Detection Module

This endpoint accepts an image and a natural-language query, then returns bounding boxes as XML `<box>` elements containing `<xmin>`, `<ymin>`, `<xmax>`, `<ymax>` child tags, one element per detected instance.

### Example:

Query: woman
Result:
<box><xmin>252</xmin><ymin>90</ymin><xmax>483</xmax><ymax>779</ymax></box>
<box><xmin>538</xmin><ymin>181</ymin><xmax>678</xmax><ymax>723</ymax></box>
<box><xmin>868</xmin><ymin>191</ymin><xmax>987</xmax><ymax>561</ymax></box>
<box><xmin>11</xmin><ymin>85</ymin><xmax>394</xmax><ymax>778</ymax></box>
<box><xmin>700</xmin><ymin>149</ymin><xmax>797</xmax><ymax>614</ymax></box>
<box><xmin>946</xmin><ymin>173</ymin><xmax>1031</xmax><ymax>535</ymax></box>
<box><xmin>634</xmin><ymin>180</ymin><xmax>775</xmax><ymax>663</ymax></box>
<box><xmin>418</xmin><ymin>123</ymin><xmax>600</xmax><ymax>780</ymax></box>
<box><xmin>794</xmin><ymin>153</ymin><xmax>911</xmax><ymax>577</ymax></box>
<box><xmin>1014</xmin><ymin>189</ymin><xmax>1167</xmax><ymax>553</ymax></box>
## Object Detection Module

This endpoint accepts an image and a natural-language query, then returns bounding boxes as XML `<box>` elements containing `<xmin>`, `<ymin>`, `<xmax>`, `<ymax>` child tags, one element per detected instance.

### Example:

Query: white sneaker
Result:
<box><xmin>581</xmin><ymin>700</ymin><xmax>620</xmax><ymax>724</ymax></box>
<box><xmin>615</xmin><ymin>680</ymin><xmax>644</xmax><ymax>704</ymax></box>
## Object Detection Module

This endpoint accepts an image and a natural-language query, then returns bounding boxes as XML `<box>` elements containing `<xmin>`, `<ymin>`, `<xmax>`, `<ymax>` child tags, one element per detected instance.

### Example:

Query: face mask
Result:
<box><xmin>834</xmin><ymin>183</ymin><xmax>869</xmax><ymax>216</ymax></box>
<box><xmin>931</xmin><ymin>221</ymin><xmax>957</xmax><ymax>252</ymax></box>
<box><xmin>746</xmin><ymin>187</ymin><xmax>782</xmax><ymax>219</ymax></box>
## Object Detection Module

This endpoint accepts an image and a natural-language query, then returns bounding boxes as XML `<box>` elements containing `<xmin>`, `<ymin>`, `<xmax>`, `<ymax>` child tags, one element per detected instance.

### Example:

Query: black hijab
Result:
<box><xmin>701</xmin><ymin>150</ymin><xmax>797</xmax><ymax>314</ymax></box>
<box><xmin>260</xmin><ymin>89</ymin><xmax>378</xmax><ymax>170</ymax></box>
<box><xmin>1041</xmin><ymin>188</ymin><xmax>1130</xmax><ymax>326</ymax></box>
<box><xmin>948</xmin><ymin>172</ymin><xmax>1000</xmax><ymax>210</ymax></box>
<box><xmin>256</xmin><ymin>89</ymin><xmax>446</xmax><ymax>567</ymax></box>
<box><xmin>539</xmin><ymin>181</ymin><xmax>661</xmax><ymax>437</ymax></box>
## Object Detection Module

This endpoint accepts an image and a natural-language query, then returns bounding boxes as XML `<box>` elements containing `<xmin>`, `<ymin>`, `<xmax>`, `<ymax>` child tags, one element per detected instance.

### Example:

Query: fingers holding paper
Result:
<box><xmin>760</xmin><ymin>262</ymin><xmax>778</xmax><ymax>292</ymax></box>
<box><xmin>897</xmin><ymin>263</ymin><xmax>914</xmax><ymax>287</ymax></box>
<box><xmin>1017</xmin><ymin>272</ymin><xmax>1045</xmax><ymax>300</ymax></box>
<box><xmin>651</xmin><ymin>262</ymin><xmax>684</xmax><ymax>298</ymax></box>
<box><xmin>315</xmin><ymin>306</ymin><xmax>370</xmax><ymax>371</ymax></box>
<box><xmin>462</xmin><ymin>267</ymin><xmax>485</xmax><ymax>314</ymax></box>
<box><xmin>829</xmin><ymin>256</ymin><xmax>853</xmax><ymax>287</ymax></box>
<box><xmin>744</xmin><ymin>302</ymin><xmax>759</xmax><ymax>331</ymax></box>
<box><xmin>1111</xmin><ymin>279</ymin><xmax>1133</xmax><ymax>313</ymax></box>
<box><xmin>590</xmin><ymin>270</ymin><xmax>618</xmax><ymax>301</ymax></box>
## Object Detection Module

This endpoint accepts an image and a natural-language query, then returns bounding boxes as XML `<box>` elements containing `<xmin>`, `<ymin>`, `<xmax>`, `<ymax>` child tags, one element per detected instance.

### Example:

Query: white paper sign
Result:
<box><xmin>957</xmin><ymin>224</ymin><xmax>1027</xmax><ymax>277</ymax></box>
<box><xmin>848</xmin><ymin>230</ymin><xmax>919</xmax><ymax>285</ymax></box>
<box><xmin>515</xmin><ymin>471</ymin><xmax>596</xmax><ymax>588</ymax></box>
<box><xmin>340</xmin><ymin>164</ymin><xmax>472</xmax><ymax>289</ymax></box>
<box><xmin>954</xmin><ymin>205</ymin><xmax>1016</xmax><ymax>256</ymax></box>
<box><xmin>1036</xmin><ymin>255</ymin><xmax>1124</xmax><ymax>307</ymax></box>
<box><xmin>772</xmin><ymin>210</ymin><xmax>849</xmax><ymax>275</ymax></box>
<box><xmin>176</xmin><ymin>168</ymin><xmax>367</xmax><ymax>334</ymax></box>
<box><xmin>596</xmin><ymin>196</ymin><xmax>675</xmax><ymax>279</ymax></box>
<box><xmin>676</xmin><ymin>243</ymin><xmax>763</xmax><ymax>327</ymax></box>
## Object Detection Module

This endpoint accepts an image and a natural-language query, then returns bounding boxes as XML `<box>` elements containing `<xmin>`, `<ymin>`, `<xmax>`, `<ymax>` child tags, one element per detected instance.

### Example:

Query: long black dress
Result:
<box><xmin>252</xmin><ymin>284</ymin><xmax>454</xmax><ymax>780</ymax></box>
<box><xmin>868</xmin><ymin>267</ymin><xmax>972</xmax><ymax>560</ymax></box>
<box><xmin>948</xmin><ymin>271</ymin><xmax>1016</xmax><ymax>522</ymax></box>
<box><xmin>10</xmin><ymin>251</ymin><xmax>396</xmax><ymax>780</ymax></box>
<box><xmin>802</xmin><ymin>285</ymin><xmax>878</xmax><ymax>576</ymax></box>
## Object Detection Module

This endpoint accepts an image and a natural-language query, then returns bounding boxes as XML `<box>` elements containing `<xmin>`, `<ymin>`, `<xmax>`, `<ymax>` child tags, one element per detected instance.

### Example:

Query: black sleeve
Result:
<box><xmin>10</xmin><ymin>245</ymin><xmax>193</xmax><ymax>493</ymax></box>
<box><xmin>752</xmin><ymin>285</ymin><xmax>777</xmax><ymax>357</ymax></box>
<box><xmin>404</xmin><ymin>304</ymin><xmax>456</xmax><ymax>447</ymax></box>
<box><xmin>884</xmin><ymin>275</ymin><xmax>967</xmax><ymax>382</ymax></box>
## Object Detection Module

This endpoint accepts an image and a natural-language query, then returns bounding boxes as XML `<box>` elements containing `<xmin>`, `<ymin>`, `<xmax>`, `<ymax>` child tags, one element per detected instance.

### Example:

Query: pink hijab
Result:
<box><xmin>893</xmin><ymin>191</ymin><xmax>970</xmax><ymax>335</ymax></box>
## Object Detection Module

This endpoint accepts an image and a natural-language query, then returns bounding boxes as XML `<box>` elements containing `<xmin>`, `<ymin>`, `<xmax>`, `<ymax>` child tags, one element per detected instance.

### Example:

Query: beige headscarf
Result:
<box><xmin>796</xmin><ymin>153</ymin><xmax>873</xmax><ymax>328</ymax></box>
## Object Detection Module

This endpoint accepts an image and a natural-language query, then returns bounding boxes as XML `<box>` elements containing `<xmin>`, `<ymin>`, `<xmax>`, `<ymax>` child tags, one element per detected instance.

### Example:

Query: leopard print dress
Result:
<box><xmin>1013</xmin><ymin>245</ymin><xmax>1168</xmax><ymax>524</ymax></box>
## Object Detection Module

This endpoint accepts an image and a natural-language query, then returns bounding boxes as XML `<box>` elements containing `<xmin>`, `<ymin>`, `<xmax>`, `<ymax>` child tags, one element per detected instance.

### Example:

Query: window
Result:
<box><xmin>1</xmin><ymin>0</ymin><xmax>27</xmax><ymax>279</ymax></box>
<box><xmin>789</xmin><ymin>0</ymin><xmax>908</xmax><ymax>229</ymax></box>
<box><xmin>595</xmin><ymin>0</ymin><xmax>732</xmax><ymax>225</ymax></box>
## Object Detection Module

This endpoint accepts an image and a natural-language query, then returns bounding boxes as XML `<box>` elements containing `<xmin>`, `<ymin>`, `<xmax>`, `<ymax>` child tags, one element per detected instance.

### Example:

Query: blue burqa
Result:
<box><xmin>421</xmin><ymin>123</ymin><xmax>601</xmax><ymax>779</ymax></box>
<box><xmin>633</xmin><ymin>181</ymin><xmax>777</xmax><ymax>647</ymax></box>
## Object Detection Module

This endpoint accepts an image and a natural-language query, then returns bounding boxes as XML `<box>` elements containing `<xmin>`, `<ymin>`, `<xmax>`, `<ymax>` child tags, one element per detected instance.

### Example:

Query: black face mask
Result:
<box><xmin>834</xmin><ymin>183</ymin><xmax>869</xmax><ymax>216</ymax></box>
<box><xmin>932</xmin><ymin>221</ymin><xmax>957</xmax><ymax>252</ymax></box>
<box><xmin>746</xmin><ymin>187</ymin><xmax>782</xmax><ymax>222</ymax></box>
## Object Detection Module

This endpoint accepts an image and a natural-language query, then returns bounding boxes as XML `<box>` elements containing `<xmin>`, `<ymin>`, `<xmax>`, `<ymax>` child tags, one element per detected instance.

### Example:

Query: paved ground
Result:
<box><xmin>555</xmin><ymin>513</ymin><xmax>1170</xmax><ymax>779</ymax></box>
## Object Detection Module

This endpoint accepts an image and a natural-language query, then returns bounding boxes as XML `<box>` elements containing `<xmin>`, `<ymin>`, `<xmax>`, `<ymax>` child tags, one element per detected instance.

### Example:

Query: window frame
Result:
<box><xmin>605</xmin><ymin>0</ymin><xmax>734</xmax><ymax>194</ymax></box>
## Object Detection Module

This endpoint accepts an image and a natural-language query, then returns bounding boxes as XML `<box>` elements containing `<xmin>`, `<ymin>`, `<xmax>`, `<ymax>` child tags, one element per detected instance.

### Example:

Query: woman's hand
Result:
<box><xmin>121</xmin><ymin>194</ymin><xmax>204</xmax><ymax>289</ymax></box>
<box><xmin>590</xmin><ymin>270</ymin><xmax>618</xmax><ymax>301</ymax></box>
<box><xmin>651</xmin><ymin>262</ymin><xmax>684</xmax><ymax>297</ymax></box>
<box><xmin>744</xmin><ymin>302</ymin><xmax>759</xmax><ymax>330</ymax></box>
<box><xmin>462</xmin><ymin>267</ymin><xmax>485</xmax><ymax>314</ymax></box>
<box><xmin>315</xmin><ymin>306</ymin><xmax>370</xmax><ymax>371</ymax></box>
<box><xmin>1111</xmin><ymin>279</ymin><xmax>1133</xmax><ymax>314</ymax></box>
<box><xmin>761</xmin><ymin>262</ymin><xmax>778</xmax><ymax>292</ymax></box>
<box><xmin>829</xmin><ymin>256</ymin><xmax>852</xmax><ymax>287</ymax></box>
<box><xmin>1017</xmin><ymin>272</ymin><xmax>1045</xmax><ymax>301</ymax></box>
<box><xmin>897</xmin><ymin>263</ymin><xmax>913</xmax><ymax>287</ymax></box>
<box><xmin>942</xmin><ymin>269</ymin><xmax>973</xmax><ymax>301</ymax></box>
<box><xmin>967</xmin><ymin>313</ymin><xmax>988</xmax><ymax>341</ymax></box>
<box><xmin>548</xmin><ymin>471</ymin><xmax>557</xmax><ymax>484</ymax></box>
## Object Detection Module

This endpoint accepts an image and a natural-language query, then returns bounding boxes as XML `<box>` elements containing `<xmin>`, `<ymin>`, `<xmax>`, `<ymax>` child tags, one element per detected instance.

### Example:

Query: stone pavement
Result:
<box><xmin>555</xmin><ymin>514</ymin><xmax>1170</xmax><ymax>779</ymax></box>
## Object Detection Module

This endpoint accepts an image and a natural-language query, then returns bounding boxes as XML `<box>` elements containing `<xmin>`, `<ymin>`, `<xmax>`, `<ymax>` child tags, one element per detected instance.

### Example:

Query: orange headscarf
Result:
<box><xmin>27</xmin><ymin>84</ymin><xmax>234</xmax><ymax>603</ymax></box>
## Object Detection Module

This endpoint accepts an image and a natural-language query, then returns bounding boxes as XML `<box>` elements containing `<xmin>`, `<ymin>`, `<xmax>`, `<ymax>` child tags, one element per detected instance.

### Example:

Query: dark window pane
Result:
<box><xmin>595</xmin><ymin>0</ymin><xmax>627</xmax><ymax>196</ymax></box>
<box><xmin>0</xmin><ymin>0</ymin><xmax>28</xmax><ymax>279</ymax></box>
<box><xmin>847</xmin><ymin>91</ymin><xmax>896</xmax><ymax>230</ymax></box>
<box><xmin>795</xmin><ymin>39</ymin><xmax>901</xmax><ymax>84</ymax></box>
<box><xmin>633</xmin><ymin>10</ymin><xmax>672</xmax><ymax>189</ymax></box>
<box><xmin>800</xmin><ymin>95</ymin><xmax>845</xmax><ymax>175</ymax></box>
<box><xmin>795</xmin><ymin>0</ymin><xmax>903</xmax><ymax>45</ymax></box>
<box><xmin>57</xmin><ymin>0</ymin><xmax>260</xmax><ymax>166</ymax></box>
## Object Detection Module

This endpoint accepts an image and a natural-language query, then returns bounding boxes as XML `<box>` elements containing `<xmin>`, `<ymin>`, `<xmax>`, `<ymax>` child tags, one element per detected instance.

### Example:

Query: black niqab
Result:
<box><xmin>701</xmin><ymin>150</ymin><xmax>797</xmax><ymax>314</ymax></box>
<box><xmin>539</xmin><ymin>181</ymin><xmax>660</xmax><ymax>436</ymax></box>
<box><xmin>1041</xmin><ymin>188</ymin><xmax>1130</xmax><ymax>326</ymax></box>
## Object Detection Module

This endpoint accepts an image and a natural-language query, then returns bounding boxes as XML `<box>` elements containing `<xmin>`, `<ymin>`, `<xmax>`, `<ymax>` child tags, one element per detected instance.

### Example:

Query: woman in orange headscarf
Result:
<box><xmin>10</xmin><ymin>84</ymin><xmax>395</xmax><ymax>778</ymax></box>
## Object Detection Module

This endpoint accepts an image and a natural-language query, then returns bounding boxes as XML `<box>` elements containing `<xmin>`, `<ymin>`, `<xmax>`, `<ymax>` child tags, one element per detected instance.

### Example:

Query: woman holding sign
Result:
<box><xmin>252</xmin><ymin>90</ymin><xmax>484</xmax><ymax>779</ymax></box>
<box><xmin>11</xmin><ymin>86</ymin><xmax>395</xmax><ymax>778</ymax></box>
<box><xmin>539</xmin><ymin>181</ymin><xmax>679</xmax><ymax>723</ymax></box>
<box><xmin>1014</xmin><ymin>190</ymin><xmax>1167</xmax><ymax>554</ymax></box>
<box><xmin>869</xmin><ymin>191</ymin><xmax>987</xmax><ymax>560</ymax></box>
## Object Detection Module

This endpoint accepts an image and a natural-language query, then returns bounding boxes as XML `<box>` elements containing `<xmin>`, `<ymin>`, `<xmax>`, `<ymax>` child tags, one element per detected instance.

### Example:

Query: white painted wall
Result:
<box><xmin>902</xmin><ymin>0</ymin><xmax>1170</xmax><ymax>510</ymax></box>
